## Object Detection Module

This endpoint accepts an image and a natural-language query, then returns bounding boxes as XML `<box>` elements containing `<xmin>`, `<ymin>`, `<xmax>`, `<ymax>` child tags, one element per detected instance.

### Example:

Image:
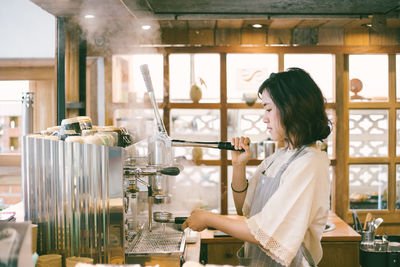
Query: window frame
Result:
<box><xmin>109</xmin><ymin>47</ymin><xmax>400</xmax><ymax>224</ymax></box>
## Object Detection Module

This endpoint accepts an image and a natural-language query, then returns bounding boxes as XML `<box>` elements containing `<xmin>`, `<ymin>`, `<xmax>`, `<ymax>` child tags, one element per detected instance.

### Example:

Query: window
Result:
<box><xmin>227</xmin><ymin>54</ymin><xmax>278</xmax><ymax>103</ymax></box>
<box><xmin>349</xmin><ymin>109</ymin><xmax>388</xmax><ymax>157</ymax></box>
<box><xmin>0</xmin><ymin>81</ymin><xmax>29</xmax><ymax>154</ymax></box>
<box><xmin>284</xmin><ymin>54</ymin><xmax>335</xmax><ymax>102</ymax></box>
<box><xmin>110</xmin><ymin>50</ymin><xmax>399</xmax><ymax>219</ymax></box>
<box><xmin>397</xmin><ymin>164</ymin><xmax>400</xmax><ymax>210</ymax></box>
<box><xmin>349</xmin><ymin>164</ymin><xmax>388</xmax><ymax>210</ymax></box>
<box><xmin>170</xmin><ymin>109</ymin><xmax>220</xmax><ymax>160</ymax></box>
<box><xmin>346</xmin><ymin>54</ymin><xmax>396</xmax><ymax>213</ymax></box>
<box><xmin>349</xmin><ymin>54</ymin><xmax>388</xmax><ymax>101</ymax></box>
<box><xmin>170</xmin><ymin>54</ymin><xmax>220</xmax><ymax>103</ymax></box>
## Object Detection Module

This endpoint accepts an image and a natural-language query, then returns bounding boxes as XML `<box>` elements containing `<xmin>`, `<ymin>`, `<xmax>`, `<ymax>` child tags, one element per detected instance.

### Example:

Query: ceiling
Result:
<box><xmin>30</xmin><ymin>0</ymin><xmax>400</xmax><ymax>33</ymax></box>
<box><xmin>124</xmin><ymin>0</ymin><xmax>400</xmax><ymax>19</ymax></box>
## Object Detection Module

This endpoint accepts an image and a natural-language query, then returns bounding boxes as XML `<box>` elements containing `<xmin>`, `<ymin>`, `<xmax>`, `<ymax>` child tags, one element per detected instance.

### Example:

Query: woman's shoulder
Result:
<box><xmin>302</xmin><ymin>146</ymin><xmax>330</xmax><ymax>165</ymax></box>
<box><xmin>282</xmin><ymin>147</ymin><xmax>330</xmax><ymax>177</ymax></box>
<box><xmin>281</xmin><ymin>147</ymin><xmax>330</xmax><ymax>186</ymax></box>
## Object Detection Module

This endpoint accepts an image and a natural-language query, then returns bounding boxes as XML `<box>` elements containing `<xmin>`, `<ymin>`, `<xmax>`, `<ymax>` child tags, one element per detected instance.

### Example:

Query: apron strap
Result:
<box><xmin>274</xmin><ymin>146</ymin><xmax>307</xmax><ymax>180</ymax></box>
<box><xmin>262</xmin><ymin>146</ymin><xmax>307</xmax><ymax>176</ymax></box>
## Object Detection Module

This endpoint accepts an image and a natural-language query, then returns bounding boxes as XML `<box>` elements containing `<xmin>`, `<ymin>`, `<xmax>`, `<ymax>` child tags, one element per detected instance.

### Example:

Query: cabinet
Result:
<box><xmin>204</xmin><ymin>242</ymin><xmax>243</xmax><ymax>265</ymax></box>
<box><xmin>319</xmin><ymin>241</ymin><xmax>359</xmax><ymax>267</ymax></box>
<box><xmin>199</xmin><ymin>213</ymin><xmax>360</xmax><ymax>266</ymax></box>
<box><xmin>200</xmin><ymin>233</ymin><xmax>243</xmax><ymax>265</ymax></box>
<box><xmin>319</xmin><ymin>212</ymin><xmax>361</xmax><ymax>267</ymax></box>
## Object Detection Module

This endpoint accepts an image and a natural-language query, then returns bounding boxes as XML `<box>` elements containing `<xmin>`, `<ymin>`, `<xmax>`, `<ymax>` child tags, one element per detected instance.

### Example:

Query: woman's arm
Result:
<box><xmin>232</xmin><ymin>164</ymin><xmax>248</xmax><ymax>215</ymax></box>
<box><xmin>182</xmin><ymin>209</ymin><xmax>260</xmax><ymax>245</ymax></box>
<box><xmin>230</xmin><ymin>137</ymin><xmax>251</xmax><ymax>215</ymax></box>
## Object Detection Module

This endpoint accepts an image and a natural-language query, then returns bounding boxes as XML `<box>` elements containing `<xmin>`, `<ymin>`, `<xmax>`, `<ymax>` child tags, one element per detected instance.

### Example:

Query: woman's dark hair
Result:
<box><xmin>258</xmin><ymin>68</ymin><xmax>332</xmax><ymax>148</ymax></box>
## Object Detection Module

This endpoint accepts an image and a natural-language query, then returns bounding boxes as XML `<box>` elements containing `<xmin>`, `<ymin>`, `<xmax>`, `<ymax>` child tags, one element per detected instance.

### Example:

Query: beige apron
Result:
<box><xmin>237</xmin><ymin>147</ymin><xmax>316</xmax><ymax>267</ymax></box>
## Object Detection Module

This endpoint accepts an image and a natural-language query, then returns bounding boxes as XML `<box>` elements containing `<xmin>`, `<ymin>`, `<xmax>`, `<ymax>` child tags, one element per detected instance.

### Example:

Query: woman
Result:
<box><xmin>182</xmin><ymin>68</ymin><xmax>331</xmax><ymax>267</ymax></box>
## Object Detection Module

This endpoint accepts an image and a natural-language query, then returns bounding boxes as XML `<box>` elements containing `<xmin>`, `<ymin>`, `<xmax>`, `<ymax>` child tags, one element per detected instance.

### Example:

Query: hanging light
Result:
<box><xmin>252</xmin><ymin>24</ymin><xmax>263</xmax><ymax>28</ymax></box>
<box><xmin>141</xmin><ymin>25</ymin><xmax>151</xmax><ymax>30</ymax></box>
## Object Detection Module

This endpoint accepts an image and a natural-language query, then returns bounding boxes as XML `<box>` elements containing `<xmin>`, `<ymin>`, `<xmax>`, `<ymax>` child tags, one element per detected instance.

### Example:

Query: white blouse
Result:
<box><xmin>243</xmin><ymin>147</ymin><xmax>331</xmax><ymax>266</ymax></box>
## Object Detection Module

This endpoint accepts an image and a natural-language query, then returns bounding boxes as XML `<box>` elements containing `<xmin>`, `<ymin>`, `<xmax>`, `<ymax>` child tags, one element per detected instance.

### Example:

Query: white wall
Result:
<box><xmin>0</xmin><ymin>0</ymin><xmax>55</xmax><ymax>58</ymax></box>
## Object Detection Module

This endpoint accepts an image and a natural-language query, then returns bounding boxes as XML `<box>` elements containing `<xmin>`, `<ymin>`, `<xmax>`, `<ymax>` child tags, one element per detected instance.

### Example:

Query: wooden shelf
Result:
<box><xmin>169</xmin><ymin>102</ymin><xmax>221</xmax><ymax>109</ymax></box>
<box><xmin>0</xmin><ymin>154</ymin><xmax>21</xmax><ymax>166</ymax></box>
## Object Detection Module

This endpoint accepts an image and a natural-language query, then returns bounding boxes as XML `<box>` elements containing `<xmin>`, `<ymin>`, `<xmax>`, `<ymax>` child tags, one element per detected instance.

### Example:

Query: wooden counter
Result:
<box><xmin>199</xmin><ymin>212</ymin><xmax>361</xmax><ymax>267</ymax></box>
<box><xmin>319</xmin><ymin>212</ymin><xmax>361</xmax><ymax>267</ymax></box>
<box><xmin>322</xmin><ymin>212</ymin><xmax>361</xmax><ymax>242</ymax></box>
<box><xmin>9</xmin><ymin>202</ymin><xmax>359</xmax><ymax>266</ymax></box>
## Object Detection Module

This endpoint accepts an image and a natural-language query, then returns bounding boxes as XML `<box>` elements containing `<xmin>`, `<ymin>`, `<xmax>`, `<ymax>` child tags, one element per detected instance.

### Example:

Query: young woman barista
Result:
<box><xmin>182</xmin><ymin>68</ymin><xmax>332</xmax><ymax>267</ymax></box>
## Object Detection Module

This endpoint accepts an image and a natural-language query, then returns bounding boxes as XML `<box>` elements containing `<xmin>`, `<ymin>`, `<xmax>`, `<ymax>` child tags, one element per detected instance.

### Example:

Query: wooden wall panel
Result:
<box><xmin>215</xmin><ymin>29</ymin><xmax>240</xmax><ymax>45</ymax></box>
<box><xmin>189</xmin><ymin>29</ymin><xmax>214</xmax><ymax>46</ymax></box>
<box><xmin>293</xmin><ymin>28</ymin><xmax>318</xmax><ymax>45</ymax></box>
<box><xmin>241</xmin><ymin>29</ymin><xmax>267</xmax><ymax>45</ymax></box>
<box><xmin>344</xmin><ymin>28</ymin><xmax>370</xmax><ymax>46</ymax></box>
<box><xmin>370</xmin><ymin>28</ymin><xmax>400</xmax><ymax>46</ymax></box>
<box><xmin>375</xmin><ymin>224</ymin><xmax>400</xmax><ymax>236</ymax></box>
<box><xmin>29</xmin><ymin>80</ymin><xmax>56</xmax><ymax>132</ymax></box>
<box><xmin>104</xmin><ymin>56</ymin><xmax>113</xmax><ymax>126</ymax></box>
<box><xmin>65</xmin><ymin>25</ymin><xmax>80</xmax><ymax>103</ymax></box>
<box><xmin>318</xmin><ymin>28</ymin><xmax>344</xmax><ymax>46</ymax></box>
<box><xmin>162</xmin><ymin>28</ymin><xmax>189</xmax><ymax>44</ymax></box>
<box><xmin>267</xmin><ymin>29</ymin><xmax>292</xmax><ymax>45</ymax></box>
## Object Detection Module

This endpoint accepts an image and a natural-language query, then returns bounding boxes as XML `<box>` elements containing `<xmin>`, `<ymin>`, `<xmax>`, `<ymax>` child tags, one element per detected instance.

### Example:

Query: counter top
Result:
<box><xmin>9</xmin><ymin>203</ymin><xmax>360</xmax><ymax>243</ymax></box>
<box><xmin>9</xmin><ymin>202</ymin><xmax>201</xmax><ymax>264</ymax></box>
<box><xmin>184</xmin><ymin>231</ymin><xmax>201</xmax><ymax>262</ymax></box>
<box><xmin>200</xmin><ymin>211</ymin><xmax>361</xmax><ymax>243</ymax></box>
<box><xmin>322</xmin><ymin>211</ymin><xmax>361</xmax><ymax>242</ymax></box>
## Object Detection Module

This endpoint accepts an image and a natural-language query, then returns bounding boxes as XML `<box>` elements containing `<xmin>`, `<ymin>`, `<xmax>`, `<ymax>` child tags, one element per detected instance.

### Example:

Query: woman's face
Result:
<box><xmin>261</xmin><ymin>90</ymin><xmax>286</xmax><ymax>142</ymax></box>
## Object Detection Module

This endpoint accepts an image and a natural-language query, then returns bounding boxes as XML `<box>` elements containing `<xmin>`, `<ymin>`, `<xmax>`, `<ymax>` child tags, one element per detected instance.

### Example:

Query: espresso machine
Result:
<box><xmin>22</xmin><ymin>64</ymin><xmax>240</xmax><ymax>266</ymax></box>
<box><xmin>122</xmin><ymin>150</ymin><xmax>187</xmax><ymax>266</ymax></box>
<box><xmin>122</xmin><ymin>64</ymin><xmax>188</xmax><ymax>266</ymax></box>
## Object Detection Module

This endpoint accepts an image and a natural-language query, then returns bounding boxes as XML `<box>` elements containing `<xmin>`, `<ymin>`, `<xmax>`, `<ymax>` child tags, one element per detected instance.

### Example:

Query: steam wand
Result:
<box><xmin>140</xmin><ymin>64</ymin><xmax>168</xmax><ymax>136</ymax></box>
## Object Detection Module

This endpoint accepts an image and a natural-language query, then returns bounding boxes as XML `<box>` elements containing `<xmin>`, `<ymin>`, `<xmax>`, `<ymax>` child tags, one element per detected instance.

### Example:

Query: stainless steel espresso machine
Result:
<box><xmin>122</xmin><ymin>65</ymin><xmax>187</xmax><ymax>266</ymax></box>
<box><xmin>22</xmin><ymin>64</ymin><xmax>242</xmax><ymax>266</ymax></box>
<box><xmin>22</xmin><ymin>65</ymin><xmax>188</xmax><ymax>266</ymax></box>
<box><xmin>123</xmin><ymin>147</ymin><xmax>187</xmax><ymax>266</ymax></box>
<box><xmin>22</xmin><ymin>134</ymin><xmax>187</xmax><ymax>266</ymax></box>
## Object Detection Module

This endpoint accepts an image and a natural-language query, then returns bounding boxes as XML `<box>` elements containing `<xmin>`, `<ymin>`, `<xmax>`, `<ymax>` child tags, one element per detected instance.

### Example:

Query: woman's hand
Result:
<box><xmin>182</xmin><ymin>209</ymin><xmax>211</xmax><ymax>232</ymax></box>
<box><xmin>231</xmin><ymin>136</ymin><xmax>251</xmax><ymax>166</ymax></box>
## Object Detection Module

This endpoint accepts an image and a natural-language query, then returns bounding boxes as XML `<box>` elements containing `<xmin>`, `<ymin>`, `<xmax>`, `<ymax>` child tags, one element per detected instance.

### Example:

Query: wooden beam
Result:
<box><xmin>0</xmin><ymin>67</ymin><xmax>54</xmax><ymax>80</ymax></box>
<box><xmin>220</xmin><ymin>53</ymin><xmax>228</xmax><ymax>215</ymax></box>
<box><xmin>388</xmin><ymin>54</ymin><xmax>396</xmax><ymax>212</ymax></box>
<box><xmin>334</xmin><ymin>53</ymin><xmax>348</xmax><ymax>219</ymax></box>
